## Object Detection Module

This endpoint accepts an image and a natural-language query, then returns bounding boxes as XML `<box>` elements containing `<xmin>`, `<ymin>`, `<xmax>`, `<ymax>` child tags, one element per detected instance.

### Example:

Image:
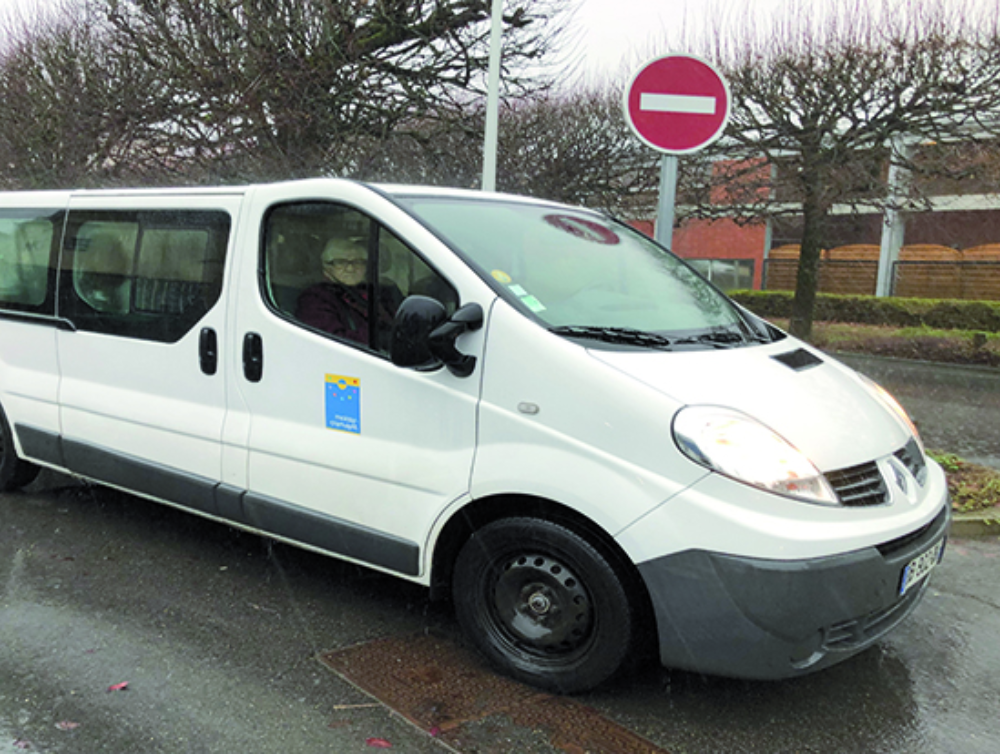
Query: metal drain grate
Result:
<box><xmin>320</xmin><ymin>632</ymin><xmax>670</xmax><ymax>754</ymax></box>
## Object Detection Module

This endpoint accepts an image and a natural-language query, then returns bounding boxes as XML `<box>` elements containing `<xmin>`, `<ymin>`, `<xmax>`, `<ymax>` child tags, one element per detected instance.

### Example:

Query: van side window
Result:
<box><xmin>60</xmin><ymin>210</ymin><xmax>230</xmax><ymax>342</ymax></box>
<box><xmin>263</xmin><ymin>202</ymin><xmax>457</xmax><ymax>356</ymax></box>
<box><xmin>0</xmin><ymin>210</ymin><xmax>60</xmax><ymax>315</ymax></box>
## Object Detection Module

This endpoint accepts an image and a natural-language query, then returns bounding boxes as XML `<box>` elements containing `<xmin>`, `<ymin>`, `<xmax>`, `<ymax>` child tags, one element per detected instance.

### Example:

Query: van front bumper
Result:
<box><xmin>636</xmin><ymin>504</ymin><xmax>950</xmax><ymax>680</ymax></box>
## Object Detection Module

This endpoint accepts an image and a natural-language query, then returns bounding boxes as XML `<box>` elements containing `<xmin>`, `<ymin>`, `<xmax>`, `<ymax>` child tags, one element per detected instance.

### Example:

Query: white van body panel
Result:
<box><xmin>0</xmin><ymin>192</ymin><xmax>70</xmax><ymax>452</ymax></box>
<box><xmin>475</xmin><ymin>301</ymin><xmax>941</xmax><ymax>566</ymax></box>
<box><xmin>226</xmin><ymin>182</ymin><xmax>495</xmax><ymax>568</ymax></box>
<box><xmin>472</xmin><ymin>300</ymin><xmax>708</xmax><ymax>535</ymax></box>
<box><xmin>617</xmin><ymin>458</ymin><xmax>948</xmax><ymax>564</ymax></box>
<box><xmin>0</xmin><ymin>323</ymin><xmax>60</xmax><ymax>451</ymax></box>
<box><xmin>56</xmin><ymin>326</ymin><xmax>227</xmax><ymax>479</ymax></box>
<box><xmin>590</xmin><ymin>342</ymin><xmax>910</xmax><ymax>473</ymax></box>
<box><xmin>56</xmin><ymin>191</ymin><xmax>244</xmax><ymax>483</ymax></box>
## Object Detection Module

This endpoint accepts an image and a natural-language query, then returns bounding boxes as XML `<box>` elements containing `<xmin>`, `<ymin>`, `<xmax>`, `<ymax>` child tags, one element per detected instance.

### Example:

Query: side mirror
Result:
<box><xmin>391</xmin><ymin>296</ymin><xmax>449</xmax><ymax>370</ymax></box>
<box><xmin>428</xmin><ymin>301</ymin><xmax>484</xmax><ymax>377</ymax></box>
<box><xmin>390</xmin><ymin>296</ymin><xmax>484</xmax><ymax>377</ymax></box>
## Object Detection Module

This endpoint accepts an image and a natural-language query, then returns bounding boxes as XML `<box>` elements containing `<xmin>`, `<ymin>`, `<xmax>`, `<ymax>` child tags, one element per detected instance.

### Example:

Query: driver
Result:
<box><xmin>296</xmin><ymin>237</ymin><xmax>399</xmax><ymax>347</ymax></box>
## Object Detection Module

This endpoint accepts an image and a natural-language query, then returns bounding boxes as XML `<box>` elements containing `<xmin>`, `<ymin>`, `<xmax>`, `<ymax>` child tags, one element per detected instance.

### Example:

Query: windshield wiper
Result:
<box><xmin>549</xmin><ymin>325</ymin><xmax>675</xmax><ymax>349</ymax></box>
<box><xmin>672</xmin><ymin>327</ymin><xmax>748</xmax><ymax>349</ymax></box>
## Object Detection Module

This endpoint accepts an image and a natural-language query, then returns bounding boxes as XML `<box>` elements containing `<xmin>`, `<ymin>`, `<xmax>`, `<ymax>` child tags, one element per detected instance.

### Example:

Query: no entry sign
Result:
<box><xmin>624</xmin><ymin>54</ymin><xmax>731</xmax><ymax>155</ymax></box>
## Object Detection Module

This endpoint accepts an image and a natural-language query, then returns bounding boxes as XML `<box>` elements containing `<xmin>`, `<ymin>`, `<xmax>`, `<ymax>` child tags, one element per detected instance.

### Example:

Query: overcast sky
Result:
<box><xmin>565</xmin><ymin>0</ymin><xmax>753</xmax><ymax>83</ymax></box>
<box><xmin>0</xmin><ymin>0</ymin><xmax>779</xmax><ymax>80</ymax></box>
<box><xmin>1</xmin><ymin>0</ymin><xmax>989</xmax><ymax>84</ymax></box>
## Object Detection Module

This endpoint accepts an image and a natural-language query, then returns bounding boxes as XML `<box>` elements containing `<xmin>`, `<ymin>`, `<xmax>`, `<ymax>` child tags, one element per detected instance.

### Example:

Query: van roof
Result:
<box><xmin>374</xmin><ymin>182</ymin><xmax>583</xmax><ymax>211</ymax></box>
<box><xmin>0</xmin><ymin>185</ymin><xmax>247</xmax><ymax>207</ymax></box>
<box><xmin>0</xmin><ymin>178</ymin><xmax>576</xmax><ymax>211</ymax></box>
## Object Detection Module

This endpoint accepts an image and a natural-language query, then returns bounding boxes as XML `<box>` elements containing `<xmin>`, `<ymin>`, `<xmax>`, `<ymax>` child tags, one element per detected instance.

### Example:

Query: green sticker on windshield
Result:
<box><xmin>521</xmin><ymin>294</ymin><xmax>546</xmax><ymax>313</ymax></box>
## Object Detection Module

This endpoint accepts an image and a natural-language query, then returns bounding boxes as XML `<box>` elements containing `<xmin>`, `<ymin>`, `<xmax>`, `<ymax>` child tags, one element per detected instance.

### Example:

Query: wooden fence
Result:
<box><xmin>763</xmin><ymin>244</ymin><xmax>1000</xmax><ymax>300</ymax></box>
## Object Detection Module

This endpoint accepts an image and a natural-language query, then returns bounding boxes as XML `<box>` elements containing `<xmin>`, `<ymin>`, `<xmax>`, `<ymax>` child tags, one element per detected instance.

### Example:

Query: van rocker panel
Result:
<box><xmin>62</xmin><ymin>436</ymin><xmax>218</xmax><ymax>515</ymax></box>
<box><xmin>13</xmin><ymin>425</ymin><xmax>419</xmax><ymax>576</ymax></box>
<box><xmin>638</xmin><ymin>504</ymin><xmax>950</xmax><ymax>679</ymax></box>
<box><xmin>15</xmin><ymin>424</ymin><xmax>64</xmax><ymax>468</ymax></box>
<box><xmin>241</xmin><ymin>492</ymin><xmax>420</xmax><ymax>576</ymax></box>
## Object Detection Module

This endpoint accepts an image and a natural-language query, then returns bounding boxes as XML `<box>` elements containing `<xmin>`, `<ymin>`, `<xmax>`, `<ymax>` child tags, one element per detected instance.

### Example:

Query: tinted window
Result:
<box><xmin>0</xmin><ymin>209</ymin><xmax>61</xmax><ymax>315</ymax></box>
<box><xmin>60</xmin><ymin>210</ymin><xmax>230</xmax><ymax>342</ymax></box>
<box><xmin>263</xmin><ymin>202</ymin><xmax>457</xmax><ymax>355</ymax></box>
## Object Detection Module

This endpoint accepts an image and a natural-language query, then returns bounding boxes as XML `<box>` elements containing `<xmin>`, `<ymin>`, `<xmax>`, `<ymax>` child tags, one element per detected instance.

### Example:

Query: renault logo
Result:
<box><xmin>892</xmin><ymin>463</ymin><xmax>909</xmax><ymax>494</ymax></box>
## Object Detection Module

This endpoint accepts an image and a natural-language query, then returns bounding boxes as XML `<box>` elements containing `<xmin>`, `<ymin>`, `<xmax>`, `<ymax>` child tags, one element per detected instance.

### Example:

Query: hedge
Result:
<box><xmin>728</xmin><ymin>290</ymin><xmax>1000</xmax><ymax>333</ymax></box>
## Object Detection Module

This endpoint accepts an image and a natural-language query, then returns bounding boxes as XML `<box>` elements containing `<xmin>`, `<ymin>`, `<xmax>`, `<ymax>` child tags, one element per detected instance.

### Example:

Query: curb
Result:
<box><xmin>951</xmin><ymin>510</ymin><xmax>1000</xmax><ymax>538</ymax></box>
<box><xmin>831</xmin><ymin>350</ymin><xmax>1000</xmax><ymax>374</ymax></box>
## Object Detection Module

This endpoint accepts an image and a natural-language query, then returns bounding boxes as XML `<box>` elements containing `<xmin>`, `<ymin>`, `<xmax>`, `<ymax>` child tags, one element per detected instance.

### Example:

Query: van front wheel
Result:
<box><xmin>453</xmin><ymin>517</ymin><xmax>635</xmax><ymax>694</ymax></box>
<box><xmin>0</xmin><ymin>405</ymin><xmax>40</xmax><ymax>491</ymax></box>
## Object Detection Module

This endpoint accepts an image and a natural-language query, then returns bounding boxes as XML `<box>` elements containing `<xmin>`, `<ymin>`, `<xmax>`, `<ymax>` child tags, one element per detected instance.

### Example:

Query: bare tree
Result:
<box><xmin>89</xmin><ymin>0</ymin><xmax>567</xmax><ymax>181</ymax></box>
<box><xmin>0</xmin><ymin>0</ymin><xmax>568</xmax><ymax>188</ymax></box>
<box><xmin>351</xmin><ymin>88</ymin><xmax>659</xmax><ymax>220</ymax></box>
<box><xmin>0</xmin><ymin>5</ymin><xmax>170</xmax><ymax>189</ymax></box>
<box><xmin>346</xmin><ymin>107</ymin><xmax>484</xmax><ymax>187</ymax></box>
<box><xmin>491</xmin><ymin>90</ymin><xmax>657</xmax><ymax>214</ymax></box>
<box><xmin>679</xmin><ymin>0</ymin><xmax>1000</xmax><ymax>338</ymax></box>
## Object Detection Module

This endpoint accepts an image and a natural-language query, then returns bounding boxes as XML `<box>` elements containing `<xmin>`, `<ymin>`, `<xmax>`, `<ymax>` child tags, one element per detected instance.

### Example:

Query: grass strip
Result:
<box><xmin>927</xmin><ymin>450</ymin><xmax>1000</xmax><ymax>514</ymax></box>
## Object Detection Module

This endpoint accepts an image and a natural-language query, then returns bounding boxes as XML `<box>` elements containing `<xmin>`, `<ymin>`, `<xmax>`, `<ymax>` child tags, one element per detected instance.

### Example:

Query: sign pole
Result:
<box><xmin>622</xmin><ymin>54</ymin><xmax>731</xmax><ymax>249</ymax></box>
<box><xmin>655</xmin><ymin>155</ymin><xmax>679</xmax><ymax>248</ymax></box>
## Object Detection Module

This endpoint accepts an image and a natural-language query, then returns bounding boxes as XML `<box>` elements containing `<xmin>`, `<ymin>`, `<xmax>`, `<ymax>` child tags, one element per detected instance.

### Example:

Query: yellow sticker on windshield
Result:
<box><xmin>491</xmin><ymin>269</ymin><xmax>512</xmax><ymax>284</ymax></box>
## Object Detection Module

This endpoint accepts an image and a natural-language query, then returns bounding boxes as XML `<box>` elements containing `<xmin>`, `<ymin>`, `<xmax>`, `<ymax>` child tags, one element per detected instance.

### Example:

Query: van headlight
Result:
<box><xmin>860</xmin><ymin>376</ymin><xmax>924</xmax><ymax>452</ymax></box>
<box><xmin>672</xmin><ymin>406</ymin><xmax>839</xmax><ymax>505</ymax></box>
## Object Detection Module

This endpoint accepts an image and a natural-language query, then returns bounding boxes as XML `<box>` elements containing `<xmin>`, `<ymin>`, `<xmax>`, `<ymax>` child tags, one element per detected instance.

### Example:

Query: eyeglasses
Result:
<box><xmin>325</xmin><ymin>258</ymin><xmax>366</xmax><ymax>270</ymax></box>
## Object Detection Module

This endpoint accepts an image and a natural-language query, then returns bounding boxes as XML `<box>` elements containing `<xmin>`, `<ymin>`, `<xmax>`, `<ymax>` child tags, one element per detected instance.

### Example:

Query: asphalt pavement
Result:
<box><xmin>2</xmin><ymin>475</ymin><xmax>999</xmax><ymax>754</ymax></box>
<box><xmin>2</xmin><ymin>353</ymin><xmax>998</xmax><ymax>753</ymax></box>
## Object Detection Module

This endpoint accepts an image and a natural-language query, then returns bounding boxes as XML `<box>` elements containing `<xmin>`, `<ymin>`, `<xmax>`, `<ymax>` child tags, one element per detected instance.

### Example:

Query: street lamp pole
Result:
<box><xmin>482</xmin><ymin>0</ymin><xmax>503</xmax><ymax>192</ymax></box>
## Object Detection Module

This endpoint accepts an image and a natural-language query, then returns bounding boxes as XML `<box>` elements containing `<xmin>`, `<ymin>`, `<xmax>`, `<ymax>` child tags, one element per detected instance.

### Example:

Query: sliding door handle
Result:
<box><xmin>199</xmin><ymin>327</ymin><xmax>218</xmax><ymax>375</ymax></box>
<box><xmin>242</xmin><ymin>332</ymin><xmax>263</xmax><ymax>382</ymax></box>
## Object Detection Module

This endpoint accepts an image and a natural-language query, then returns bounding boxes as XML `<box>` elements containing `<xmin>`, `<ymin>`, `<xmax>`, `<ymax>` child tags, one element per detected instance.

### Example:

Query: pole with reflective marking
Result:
<box><xmin>655</xmin><ymin>155</ymin><xmax>679</xmax><ymax>248</ymax></box>
<box><xmin>876</xmin><ymin>137</ymin><xmax>913</xmax><ymax>297</ymax></box>
<box><xmin>481</xmin><ymin>0</ymin><xmax>503</xmax><ymax>192</ymax></box>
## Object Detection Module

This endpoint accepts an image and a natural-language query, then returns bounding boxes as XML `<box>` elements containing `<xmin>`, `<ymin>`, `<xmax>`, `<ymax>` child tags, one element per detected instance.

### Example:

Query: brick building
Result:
<box><xmin>642</xmin><ymin>147</ymin><xmax>1000</xmax><ymax>299</ymax></box>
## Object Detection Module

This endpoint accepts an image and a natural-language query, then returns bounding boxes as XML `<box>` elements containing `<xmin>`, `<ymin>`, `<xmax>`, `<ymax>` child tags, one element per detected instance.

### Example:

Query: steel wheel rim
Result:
<box><xmin>489</xmin><ymin>552</ymin><xmax>594</xmax><ymax>658</ymax></box>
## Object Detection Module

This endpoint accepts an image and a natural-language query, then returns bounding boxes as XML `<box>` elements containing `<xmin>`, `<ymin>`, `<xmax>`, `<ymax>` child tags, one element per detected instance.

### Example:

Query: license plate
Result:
<box><xmin>899</xmin><ymin>539</ymin><xmax>946</xmax><ymax>596</ymax></box>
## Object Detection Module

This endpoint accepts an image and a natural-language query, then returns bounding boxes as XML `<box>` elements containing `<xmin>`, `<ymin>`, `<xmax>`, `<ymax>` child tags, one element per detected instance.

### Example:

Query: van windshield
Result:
<box><xmin>395</xmin><ymin>195</ymin><xmax>758</xmax><ymax>347</ymax></box>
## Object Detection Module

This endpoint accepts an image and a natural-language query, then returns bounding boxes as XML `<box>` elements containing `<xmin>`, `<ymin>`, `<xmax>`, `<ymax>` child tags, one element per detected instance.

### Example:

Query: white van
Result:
<box><xmin>0</xmin><ymin>179</ymin><xmax>949</xmax><ymax>693</ymax></box>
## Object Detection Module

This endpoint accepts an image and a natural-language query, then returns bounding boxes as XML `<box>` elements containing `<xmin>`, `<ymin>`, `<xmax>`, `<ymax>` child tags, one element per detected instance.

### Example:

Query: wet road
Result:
<box><xmin>3</xmin><ymin>474</ymin><xmax>999</xmax><ymax>754</ymax></box>
<box><xmin>587</xmin><ymin>536</ymin><xmax>1000</xmax><ymax>754</ymax></box>
<box><xmin>836</xmin><ymin>353</ymin><xmax>1000</xmax><ymax>471</ymax></box>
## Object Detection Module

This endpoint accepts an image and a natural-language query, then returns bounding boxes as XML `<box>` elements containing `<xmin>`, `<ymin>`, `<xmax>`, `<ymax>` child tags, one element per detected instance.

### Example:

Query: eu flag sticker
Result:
<box><xmin>325</xmin><ymin>374</ymin><xmax>360</xmax><ymax>434</ymax></box>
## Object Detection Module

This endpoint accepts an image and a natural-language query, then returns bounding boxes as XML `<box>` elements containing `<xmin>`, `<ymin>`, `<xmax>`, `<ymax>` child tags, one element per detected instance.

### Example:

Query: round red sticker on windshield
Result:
<box><xmin>544</xmin><ymin>215</ymin><xmax>620</xmax><ymax>245</ymax></box>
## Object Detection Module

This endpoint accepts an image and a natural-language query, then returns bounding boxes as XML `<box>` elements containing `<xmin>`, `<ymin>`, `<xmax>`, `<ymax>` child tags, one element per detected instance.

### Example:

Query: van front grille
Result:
<box><xmin>825</xmin><ymin>462</ymin><xmax>888</xmax><ymax>506</ymax></box>
<box><xmin>894</xmin><ymin>438</ymin><xmax>928</xmax><ymax>486</ymax></box>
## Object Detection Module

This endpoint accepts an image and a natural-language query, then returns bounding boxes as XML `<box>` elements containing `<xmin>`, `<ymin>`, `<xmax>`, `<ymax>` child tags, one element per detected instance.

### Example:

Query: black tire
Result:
<box><xmin>0</xmin><ymin>404</ymin><xmax>40</xmax><ymax>492</ymax></box>
<box><xmin>453</xmin><ymin>517</ymin><xmax>636</xmax><ymax>694</ymax></box>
